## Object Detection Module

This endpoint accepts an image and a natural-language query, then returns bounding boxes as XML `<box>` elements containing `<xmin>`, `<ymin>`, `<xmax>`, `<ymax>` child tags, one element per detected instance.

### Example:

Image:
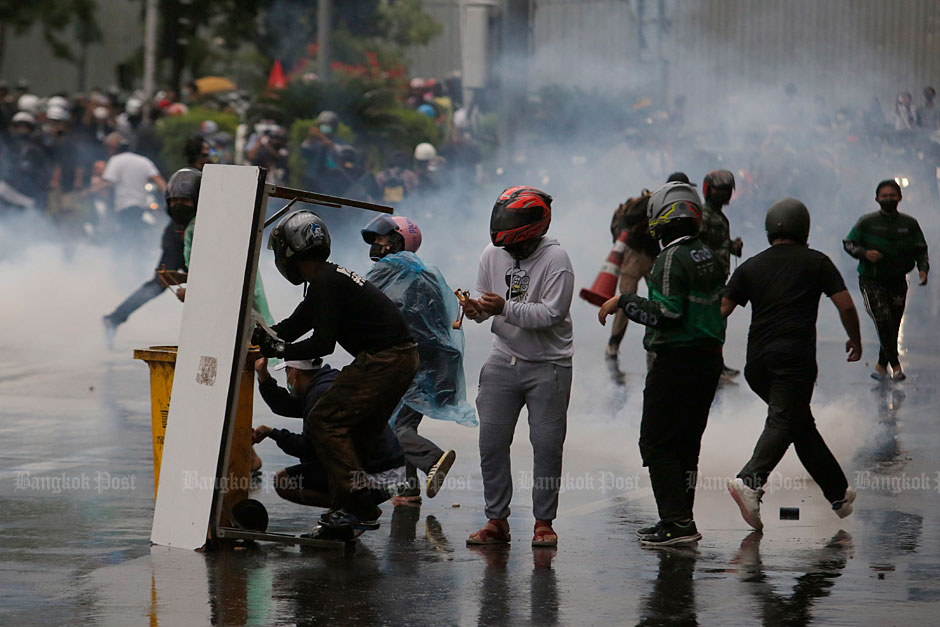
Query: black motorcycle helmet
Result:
<box><xmin>765</xmin><ymin>197</ymin><xmax>811</xmax><ymax>245</ymax></box>
<box><xmin>267</xmin><ymin>210</ymin><xmax>332</xmax><ymax>284</ymax></box>
<box><xmin>702</xmin><ymin>169</ymin><xmax>735</xmax><ymax>206</ymax></box>
<box><xmin>165</xmin><ymin>167</ymin><xmax>201</xmax><ymax>225</ymax></box>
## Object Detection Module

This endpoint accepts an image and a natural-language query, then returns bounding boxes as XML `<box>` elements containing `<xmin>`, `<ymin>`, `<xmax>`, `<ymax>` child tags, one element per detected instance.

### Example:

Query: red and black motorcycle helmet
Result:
<box><xmin>490</xmin><ymin>186</ymin><xmax>553</xmax><ymax>247</ymax></box>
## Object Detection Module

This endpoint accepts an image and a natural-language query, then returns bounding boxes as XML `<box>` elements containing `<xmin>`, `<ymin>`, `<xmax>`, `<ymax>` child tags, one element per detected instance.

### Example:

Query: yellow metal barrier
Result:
<box><xmin>133</xmin><ymin>346</ymin><xmax>255</xmax><ymax>517</ymax></box>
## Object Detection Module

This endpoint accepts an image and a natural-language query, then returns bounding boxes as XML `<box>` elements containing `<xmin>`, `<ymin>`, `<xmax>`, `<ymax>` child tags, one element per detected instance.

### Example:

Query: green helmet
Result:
<box><xmin>647</xmin><ymin>182</ymin><xmax>703</xmax><ymax>239</ymax></box>
<box><xmin>765</xmin><ymin>197</ymin><xmax>810</xmax><ymax>244</ymax></box>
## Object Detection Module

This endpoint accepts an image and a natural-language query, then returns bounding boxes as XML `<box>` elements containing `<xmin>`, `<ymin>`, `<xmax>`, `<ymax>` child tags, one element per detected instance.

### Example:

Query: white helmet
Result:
<box><xmin>125</xmin><ymin>97</ymin><xmax>143</xmax><ymax>115</ymax></box>
<box><xmin>47</xmin><ymin>96</ymin><xmax>69</xmax><ymax>110</ymax></box>
<box><xmin>414</xmin><ymin>142</ymin><xmax>437</xmax><ymax>162</ymax></box>
<box><xmin>11</xmin><ymin>111</ymin><xmax>37</xmax><ymax>127</ymax></box>
<box><xmin>46</xmin><ymin>105</ymin><xmax>70</xmax><ymax>122</ymax></box>
<box><xmin>17</xmin><ymin>94</ymin><xmax>40</xmax><ymax>114</ymax></box>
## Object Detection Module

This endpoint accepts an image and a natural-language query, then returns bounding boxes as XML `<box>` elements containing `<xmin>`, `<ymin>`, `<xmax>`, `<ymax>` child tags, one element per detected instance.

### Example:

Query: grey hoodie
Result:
<box><xmin>473</xmin><ymin>237</ymin><xmax>574</xmax><ymax>365</ymax></box>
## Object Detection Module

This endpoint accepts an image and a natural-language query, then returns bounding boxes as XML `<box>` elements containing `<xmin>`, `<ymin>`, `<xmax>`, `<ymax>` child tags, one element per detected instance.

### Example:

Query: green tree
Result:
<box><xmin>0</xmin><ymin>0</ymin><xmax>99</xmax><ymax>73</ymax></box>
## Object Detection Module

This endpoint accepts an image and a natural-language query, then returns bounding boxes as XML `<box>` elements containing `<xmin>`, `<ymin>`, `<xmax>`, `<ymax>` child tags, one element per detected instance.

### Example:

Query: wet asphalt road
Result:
<box><xmin>2</xmin><ymin>293</ymin><xmax>940</xmax><ymax>626</ymax></box>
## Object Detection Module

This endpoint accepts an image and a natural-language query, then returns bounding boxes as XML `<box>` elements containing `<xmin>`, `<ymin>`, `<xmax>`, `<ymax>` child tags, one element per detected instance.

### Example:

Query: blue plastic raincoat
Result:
<box><xmin>366</xmin><ymin>251</ymin><xmax>477</xmax><ymax>427</ymax></box>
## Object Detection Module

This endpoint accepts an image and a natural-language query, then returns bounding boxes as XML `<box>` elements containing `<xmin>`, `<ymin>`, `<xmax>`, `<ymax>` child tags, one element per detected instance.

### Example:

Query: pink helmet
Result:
<box><xmin>361</xmin><ymin>214</ymin><xmax>422</xmax><ymax>258</ymax></box>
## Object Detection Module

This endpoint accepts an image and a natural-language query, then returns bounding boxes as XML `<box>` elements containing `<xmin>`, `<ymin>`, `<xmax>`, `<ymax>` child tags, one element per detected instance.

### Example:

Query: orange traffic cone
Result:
<box><xmin>579</xmin><ymin>230</ymin><xmax>629</xmax><ymax>306</ymax></box>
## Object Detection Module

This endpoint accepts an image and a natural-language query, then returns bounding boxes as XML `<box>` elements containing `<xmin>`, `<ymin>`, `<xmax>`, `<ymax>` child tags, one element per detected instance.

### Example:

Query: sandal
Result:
<box><xmin>532</xmin><ymin>520</ymin><xmax>558</xmax><ymax>547</ymax></box>
<box><xmin>467</xmin><ymin>518</ymin><xmax>511</xmax><ymax>545</ymax></box>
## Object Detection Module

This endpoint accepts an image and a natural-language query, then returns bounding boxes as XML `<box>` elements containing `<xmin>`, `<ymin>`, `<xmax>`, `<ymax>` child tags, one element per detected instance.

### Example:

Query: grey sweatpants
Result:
<box><xmin>476</xmin><ymin>351</ymin><xmax>572</xmax><ymax>521</ymax></box>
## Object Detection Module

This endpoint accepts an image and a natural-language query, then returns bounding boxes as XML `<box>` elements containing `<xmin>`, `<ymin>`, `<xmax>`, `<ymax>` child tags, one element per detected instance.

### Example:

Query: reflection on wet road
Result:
<box><xmin>3</xmin><ymin>323</ymin><xmax>940</xmax><ymax>625</ymax></box>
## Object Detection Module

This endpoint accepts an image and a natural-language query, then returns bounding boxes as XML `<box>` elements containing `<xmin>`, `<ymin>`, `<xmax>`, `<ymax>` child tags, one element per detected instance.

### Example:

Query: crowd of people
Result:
<box><xmin>241</xmin><ymin>163</ymin><xmax>927</xmax><ymax>548</ymax></box>
<box><xmin>1</xmin><ymin>73</ymin><xmax>934</xmax><ymax>549</ymax></box>
<box><xmin>0</xmin><ymin>75</ymin><xmax>483</xmax><ymax>230</ymax></box>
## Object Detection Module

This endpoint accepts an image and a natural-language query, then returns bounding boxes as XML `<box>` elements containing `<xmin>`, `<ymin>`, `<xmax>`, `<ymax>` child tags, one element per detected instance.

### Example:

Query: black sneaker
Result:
<box><xmin>319</xmin><ymin>509</ymin><xmax>380</xmax><ymax>531</ymax></box>
<box><xmin>636</xmin><ymin>522</ymin><xmax>663</xmax><ymax>539</ymax></box>
<box><xmin>639</xmin><ymin>521</ymin><xmax>702</xmax><ymax>546</ymax></box>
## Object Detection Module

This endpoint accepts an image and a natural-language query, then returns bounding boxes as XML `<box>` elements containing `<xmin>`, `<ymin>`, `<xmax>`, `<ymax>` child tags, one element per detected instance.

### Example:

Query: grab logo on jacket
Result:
<box><xmin>505</xmin><ymin>267</ymin><xmax>530</xmax><ymax>302</ymax></box>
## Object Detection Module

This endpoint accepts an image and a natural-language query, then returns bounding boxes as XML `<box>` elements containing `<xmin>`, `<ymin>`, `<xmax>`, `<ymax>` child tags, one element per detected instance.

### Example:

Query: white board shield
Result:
<box><xmin>150</xmin><ymin>165</ymin><xmax>266</xmax><ymax>550</ymax></box>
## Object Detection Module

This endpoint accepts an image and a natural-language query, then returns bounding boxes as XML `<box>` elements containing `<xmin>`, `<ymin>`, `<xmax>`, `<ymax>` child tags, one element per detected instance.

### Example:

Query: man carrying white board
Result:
<box><xmin>253</xmin><ymin>210</ymin><xmax>419</xmax><ymax>532</ymax></box>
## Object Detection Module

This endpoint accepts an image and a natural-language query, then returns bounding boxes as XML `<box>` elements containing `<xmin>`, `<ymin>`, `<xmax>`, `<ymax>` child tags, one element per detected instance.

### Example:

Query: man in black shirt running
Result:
<box><xmin>254</xmin><ymin>210</ymin><xmax>419</xmax><ymax>532</ymax></box>
<box><xmin>721</xmin><ymin>198</ymin><xmax>862</xmax><ymax>531</ymax></box>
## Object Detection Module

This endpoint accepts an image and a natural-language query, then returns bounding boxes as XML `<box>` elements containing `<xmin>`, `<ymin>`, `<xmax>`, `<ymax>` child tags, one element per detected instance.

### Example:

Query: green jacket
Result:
<box><xmin>618</xmin><ymin>235</ymin><xmax>726</xmax><ymax>352</ymax></box>
<box><xmin>184</xmin><ymin>220</ymin><xmax>275</xmax><ymax>325</ymax></box>
<box><xmin>698</xmin><ymin>199</ymin><xmax>733</xmax><ymax>278</ymax></box>
<box><xmin>843</xmin><ymin>211</ymin><xmax>929</xmax><ymax>282</ymax></box>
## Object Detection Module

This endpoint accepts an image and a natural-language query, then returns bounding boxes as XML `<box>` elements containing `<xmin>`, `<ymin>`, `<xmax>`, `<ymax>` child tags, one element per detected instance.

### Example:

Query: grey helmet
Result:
<box><xmin>268</xmin><ymin>210</ymin><xmax>331</xmax><ymax>284</ymax></box>
<box><xmin>647</xmin><ymin>182</ymin><xmax>703</xmax><ymax>239</ymax></box>
<box><xmin>765</xmin><ymin>197</ymin><xmax>810</xmax><ymax>244</ymax></box>
<box><xmin>165</xmin><ymin>167</ymin><xmax>202</xmax><ymax>225</ymax></box>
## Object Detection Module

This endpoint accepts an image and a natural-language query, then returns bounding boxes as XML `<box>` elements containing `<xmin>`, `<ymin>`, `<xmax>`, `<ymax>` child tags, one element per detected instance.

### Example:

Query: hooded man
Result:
<box><xmin>461</xmin><ymin>186</ymin><xmax>574</xmax><ymax>549</ymax></box>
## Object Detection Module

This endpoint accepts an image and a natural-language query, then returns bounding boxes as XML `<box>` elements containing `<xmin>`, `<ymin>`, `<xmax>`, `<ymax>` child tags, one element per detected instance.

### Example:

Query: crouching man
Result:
<box><xmin>599</xmin><ymin>181</ymin><xmax>726</xmax><ymax>547</ymax></box>
<box><xmin>252</xmin><ymin>357</ymin><xmax>408</xmax><ymax>515</ymax></box>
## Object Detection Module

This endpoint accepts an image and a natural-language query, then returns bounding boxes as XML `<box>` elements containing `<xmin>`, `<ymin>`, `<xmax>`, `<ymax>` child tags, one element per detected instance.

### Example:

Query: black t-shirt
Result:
<box><xmin>271</xmin><ymin>262</ymin><xmax>413</xmax><ymax>359</ymax></box>
<box><xmin>725</xmin><ymin>243</ymin><xmax>846</xmax><ymax>362</ymax></box>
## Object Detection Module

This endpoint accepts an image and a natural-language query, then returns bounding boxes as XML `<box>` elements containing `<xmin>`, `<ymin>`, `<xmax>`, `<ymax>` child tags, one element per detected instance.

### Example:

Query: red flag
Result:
<box><xmin>267</xmin><ymin>60</ymin><xmax>287</xmax><ymax>90</ymax></box>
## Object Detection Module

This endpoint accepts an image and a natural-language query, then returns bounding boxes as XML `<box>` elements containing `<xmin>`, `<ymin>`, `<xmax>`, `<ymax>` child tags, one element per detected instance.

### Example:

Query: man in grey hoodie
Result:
<box><xmin>461</xmin><ymin>186</ymin><xmax>575</xmax><ymax>548</ymax></box>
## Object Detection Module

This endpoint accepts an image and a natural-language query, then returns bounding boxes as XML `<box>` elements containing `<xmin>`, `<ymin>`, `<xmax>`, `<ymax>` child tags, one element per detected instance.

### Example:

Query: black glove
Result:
<box><xmin>250</xmin><ymin>325</ymin><xmax>267</xmax><ymax>347</ymax></box>
<box><xmin>255</xmin><ymin>332</ymin><xmax>286</xmax><ymax>358</ymax></box>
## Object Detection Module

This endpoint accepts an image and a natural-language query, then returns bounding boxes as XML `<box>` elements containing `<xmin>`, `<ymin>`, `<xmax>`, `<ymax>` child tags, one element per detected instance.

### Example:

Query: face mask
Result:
<box><xmin>504</xmin><ymin>238</ymin><xmax>541</xmax><ymax>260</ymax></box>
<box><xmin>319</xmin><ymin>124</ymin><xmax>333</xmax><ymax>135</ymax></box>
<box><xmin>709</xmin><ymin>189</ymin><xmax>733</xmax><ymax>207</ymax></box>
<box><xmin>879</xmin><ymin>199</ymin><xmax>899</xmax><ymax>213</ymax></box>
<box><xmin>286</xmin><ymin>371</ymin><xmax>301</xmax><ymax>397</ymax></box>
<box><xmin>369</xmin><ymin>242</ymin><xmax>390</xmax><ymax>260</ymax></box>
<box><xmin>168</xmin><ymin>201</ymin><xmax>196</xmax><ymax>225</ymax></box>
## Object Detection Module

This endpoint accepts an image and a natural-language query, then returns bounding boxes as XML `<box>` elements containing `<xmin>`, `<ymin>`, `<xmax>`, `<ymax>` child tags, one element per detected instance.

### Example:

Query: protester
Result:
<box><xmin>598</xmin><ymin>181</ymin><xmax>725</xmax><ymax>546</ymax></box>
<box><xmin>843</xmin><ymin>179</ymin><xmax>929</xmax><ymax>381</ymax></box>
<box><xmin>722</xmin><ymin>198</ymin><xmax>862</xmax><ymax>530</ymax></box>
<box><xmin>255</xmin><ymin>210</ymin><xmax>419</xmax><ymax>532</ymax></box>
<box><xmin>252</xmin><ymin>357</ymin><xmax>408</xmax><ymax>527</ymax></box>
<box><xmin>915</xmin><ymin>86</ymin><xmax>940</xmax><ymax>130</ymax></box>
<box><xmin>699</xmin><ymin>169</ymin><xmax>743</xmax><ymax>380</ymax></box>
<box><xmin>361</xmin><ymin>214</ymin><xmax>475</xmax><ymax>503</ymax></box>
<box><xmin>462</xmin><ymin>186</ymin><xmax>574</xmax><ymax>548</ymax></box>
<box><xmin>100</xmin><ymin>167</ymin><xmax>192</xmax><ymax>346</ymax></box>
<box><xmin>604</xmin><ymin>190</ymin><xmax>658</xmax><ymax>383</ymax></box>
<box><xmin>90</xmin><ymin>132</ymin><xmax>165</xmax><ymax>242</ymax></box>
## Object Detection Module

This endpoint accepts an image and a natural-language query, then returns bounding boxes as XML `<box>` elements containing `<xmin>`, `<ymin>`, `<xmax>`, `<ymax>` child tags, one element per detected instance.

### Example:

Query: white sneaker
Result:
<box><xmin>833</xmin><ymin>487</ymin><xmax>856</xmax><ymax>519</ymax></box>
<box><xmin>426</xmin><ymin>450</ymin><xmax>456</xmax><ymax>499</ymax></box>
<box><xmin>728</xmin><ymin>478</ymin><xmax>764</xmax><ymax>530</ymax></box>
